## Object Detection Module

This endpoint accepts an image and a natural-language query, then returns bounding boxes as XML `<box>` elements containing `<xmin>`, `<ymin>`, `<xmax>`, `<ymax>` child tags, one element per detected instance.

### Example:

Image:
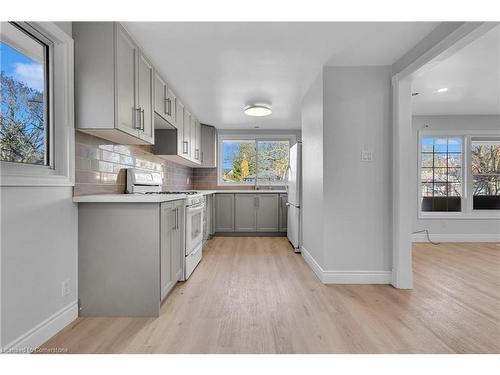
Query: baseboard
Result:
<box><xmin>214</xmin><ymin>232</ymin><xmax>286</xmax><ymax>237</ymax></box>
<box><xmin>321</xmin><ymin>270</ymin><xmax>392</xmax><ymax>284</ymax></box>
<box><xmin>2</xmin><ymin>301</ymin><xmax>78</xmax><ymax>353</ymax></box>
<box><xmin>300</xmin><ymin>246</ymin><xmax>324</xmax><ymax>282</ymax></box>
<box><xmin>300</xmin><ymin>246</ymin><xmax>391</xmax><ymax>284</ymax></box>
<box><xmin>412</xmin><ymin>233</ymin><xmax>500</xmax><ymax>243</ymax></box>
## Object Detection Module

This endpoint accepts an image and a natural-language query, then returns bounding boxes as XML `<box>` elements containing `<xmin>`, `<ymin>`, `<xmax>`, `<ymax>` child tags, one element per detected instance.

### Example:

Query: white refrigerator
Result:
<box><xmin>286</xmin><ymin>142</ymin><xmax>302</xmax><ymax>252</ymax></box>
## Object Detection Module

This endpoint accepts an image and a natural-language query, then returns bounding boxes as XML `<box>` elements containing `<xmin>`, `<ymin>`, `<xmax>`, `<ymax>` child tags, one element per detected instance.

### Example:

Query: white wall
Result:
<box><xmin>0</xmin><ymin>22</ymin><xmax>78</xmax><ymax>351</ymax></box>
<box><xmin>300</xmin><ymin>66</ymin><xmax>393</xmax><ymax>282</ymax></box>
<box><xmin>412</xmin><ymin>115</ymin><xmax>500</xmax><ymax>240</ymax></box>
<box><xmin>323</xmin><ymin>66</ymin><xmax>393</xmax><ymax>272</ymax></box>
<box><xmin>1</xmin><ymin>187</ymin><xmax>78</xmax><ymax>348</ymax></box>
<box><xmin>301</xmin><ymin>71</ymin><xmax>325</xmax><ymax>267</ymax></box>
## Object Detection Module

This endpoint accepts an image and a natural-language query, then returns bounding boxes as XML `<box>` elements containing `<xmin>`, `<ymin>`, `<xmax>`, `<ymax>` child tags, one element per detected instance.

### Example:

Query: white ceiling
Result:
<box><xmin>124</xmin><ymin>22</ymin><xmax>438</xmax><ymax>129</ymax></box>
<box><xmin>412</xmin><ymin>25</ymin><xmax>500</xmax><ymax>116</ymax></box>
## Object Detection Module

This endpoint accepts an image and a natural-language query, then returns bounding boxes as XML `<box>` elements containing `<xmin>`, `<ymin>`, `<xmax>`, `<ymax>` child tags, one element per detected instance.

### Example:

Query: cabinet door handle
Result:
<box><xmin>195</xmin><ymin>149</ymin><xmax>199</xmax><ymax>160</ymax></box>
<box><xmin>172</xmin><ymin>208</ymin><xmax>176</xmax><ymax>230</ymax></box>
<box><xmin>140</xmin><ymin>108</ymin><xmax>145</xmax><ymax>131</ymax></box>
<box><xmin>165</xmin><ymin>97</ymin><xmax>171</xmax><ymax>116</ymax></box>
<box><xmin>183</xmin><ymin>141</ymin><xmax>188</xmax><ymax>154</ymax></box>
<box><xmin>176</xmin><ymin>207</ymin><xmax>180</xmax><ymax>229</ymax></box>
<box><xmin>201</xmin><ymin>151</ymin><xmax>204</xmax><ymax>163</ymax></box>
<box><xmin>134</xmin><ymin>107</ymin><xmax>141</xmax><ymax>129</ymax></box>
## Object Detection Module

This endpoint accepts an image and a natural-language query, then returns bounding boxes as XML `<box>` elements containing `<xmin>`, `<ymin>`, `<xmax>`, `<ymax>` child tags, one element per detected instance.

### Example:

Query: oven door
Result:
<box><xmin>185</xmin><ymin>203</ymin><xmax>204</xmax><ymax>255</ymax></box>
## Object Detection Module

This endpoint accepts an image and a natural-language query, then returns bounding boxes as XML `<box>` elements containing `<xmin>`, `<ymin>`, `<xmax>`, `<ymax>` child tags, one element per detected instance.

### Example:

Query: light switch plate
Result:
<box><xmin>61</xmin><ymin>279</ymin><xmax>70</xmax><ymax>297</ymax></box>
<box><xmin>361</xmin><ymin>151</ymin><xmax>373</xmax><ymax>162</ymax></box>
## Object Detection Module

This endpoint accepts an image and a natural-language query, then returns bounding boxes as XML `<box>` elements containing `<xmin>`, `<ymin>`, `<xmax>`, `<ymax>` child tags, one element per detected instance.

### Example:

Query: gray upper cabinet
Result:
<box><xmin>183</xmin><ymin>109</ymin><xmax>191</xmax><ymax>159</ymax></box>
<box><xmin>215</xmin><ymin>194</ymin><xmax>235</xmax><ymax>232</ymax></box>
<box><xmin>279</xmin><ymin>194</ymin><xmax>288</xmax><ymax>232</ymax></box>
<box><xmin>194</xmin><ymin>119</ymin><xmax>201</xmax><ymax>162</ymax></box>
<box><xmin>235</xmin><ymin>194</ymin><xmax>257</xmax><ymax>232</ymax></box>
<box><xmin>256</xmin><ymin>194</ymin><xmax>279</xmax><ymax>232</ymax></box>
<box><xmin>154</xmin><ymin>99</ymin><xmax>200</xmax><ymax>167</ymax></box>
<box><xmin>200</xmin><ymin>124</ymin><xmax>217</xmax><ymax>168</ymax></box>
<box><xmin>154</xmin><ymin>73</ymin><xmax>168</xmax><ymax>121</ymax></box>
<box><xmin>137</xmin><ymin>52</ymin><xmax>154</xmax><ymax>144</ymax></box>
<box><xmin>154</xmin><ymin>72</ymin><xmax>176</xmax><ymax>127</ymax></box>
<box><xmin>73</xmin><ymin>22</ymin><xmax>155</xmax><ymax>145</ymax></box>
<box><xmin>176</xmin><ymin>99</ymin><xmax>185</xmax><ymax>153</ymax></box>
<box><xmin>166</xmin><ymin>88</ymin><xmax>177</xmax><ymax>127</ymax></box>
<box><xmin>190</xmin><ymin>115</ymin><xmax>196</xmax><ymax>160</ymax></box>
<box><xmin>115</xmin><ymin>25</ymin><xmax>138</xmax><ymax>137</ymax></box>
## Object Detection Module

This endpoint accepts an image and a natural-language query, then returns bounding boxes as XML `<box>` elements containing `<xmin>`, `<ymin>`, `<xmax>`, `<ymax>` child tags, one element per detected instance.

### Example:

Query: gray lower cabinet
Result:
<box><xmin>215</xmin><ymin>194</ymin><xmax>235</xmax><ymax>232</ymax></box>
<box><xmin>231</xmin><ymin>193</ymin><xmax>280</xmax><ymax>232</ymax></box>
<box><xmin>279</xmin><ymin>194</ymin><xmax>288</xmax><ymax>232</ymax></box>
<box><xmin>235</xmin><ymin>194</ymin><xmax>257</xmax><ymax>232</ymax></box>
<box><xmin>256</xmin><ymin>194</ymin><xmax>279</xmax><ymax>232</ymax></box>
<box><xmin>203</xmin><ymin>194</ymin><xmax>215</xmax><ymax>241</ymax></box>
<box><xmin>78</xmin><ymin>200</ymin><xmax>184</xmax><ymax>317</ymax></box>
<box><xmin>171</xmin><ymin>200</ymin><xmax>185</xmax><ymax>282</ymax></box>
<box><xmin>161</xmin><ymin>200</ymin><xmax>184</xmax><ymax>301</ymax></box>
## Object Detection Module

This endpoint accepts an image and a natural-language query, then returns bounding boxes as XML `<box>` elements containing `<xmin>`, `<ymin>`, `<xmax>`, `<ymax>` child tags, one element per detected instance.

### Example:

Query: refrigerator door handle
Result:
<box><xmin>284</xmin><ymin>165</ymin><xmax>291</xmax><ymax>193</ymax></box>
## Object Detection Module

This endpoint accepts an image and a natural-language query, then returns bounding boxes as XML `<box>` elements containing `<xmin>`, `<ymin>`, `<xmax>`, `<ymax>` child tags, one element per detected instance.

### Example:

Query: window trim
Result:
<box><xmin>2</xmin><ymin>22</ymin><xmax>53</xmax><ymax>168</ymax></box>
<box><xmin>418</xmin><ymin>129</ymin><xmax>500</xmax><ymax>220</ymax></box>
<box><xmin>217</xmin><ymin>133</ymin><xmax>296</xmax><ymax>187</ymax></box>
<box><xmin>1</xmin><ymin>22</ymin><xmax>74</xmax><ymax>186</ymax></box>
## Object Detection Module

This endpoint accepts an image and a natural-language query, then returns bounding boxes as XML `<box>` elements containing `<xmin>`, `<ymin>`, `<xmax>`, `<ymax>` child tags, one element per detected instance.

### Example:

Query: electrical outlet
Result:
<box><xmin>361</xmin><ymin>151</ymin><xmax>373</xmax><ymax>162</ymax></box>
<box><xmin>61</xmin><ymin>279</ymin><xmax>70</xmax><ymax>297</ymax></box>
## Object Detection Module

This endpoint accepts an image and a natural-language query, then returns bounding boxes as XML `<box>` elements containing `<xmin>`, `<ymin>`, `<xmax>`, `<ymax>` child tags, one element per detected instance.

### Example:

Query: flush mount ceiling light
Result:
<box><xmin>244</xmin><ymin>105</ymin><xmax>272</xmax><ymax>117</ymax></box>
<box><xmin>437</xmin><ymin>87</ymin><xmax>449</xmax><ymax>93</ymax></box>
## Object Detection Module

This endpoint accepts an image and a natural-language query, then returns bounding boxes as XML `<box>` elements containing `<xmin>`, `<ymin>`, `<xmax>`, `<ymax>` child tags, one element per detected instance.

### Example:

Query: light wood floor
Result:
<box><xmin>40</xmin><ymin>238</ymin><xmax>500</xmax><ymax>353</ymax></box>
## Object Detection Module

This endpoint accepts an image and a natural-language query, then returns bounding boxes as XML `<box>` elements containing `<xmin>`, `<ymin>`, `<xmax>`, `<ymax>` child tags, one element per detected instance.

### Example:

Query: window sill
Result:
<box><xmin>1</xmin><ymin>161</ymin><xmax>74</xmax><ymax>187</ymax></box>
<box><xmin>419</xmin><ymin>212</ymin><xmax>500</xmax><ymax>220</ymax></box>
<box><xmin>217</xmin><ymin>182</ymin><xmax>286</xmax><ymax>187</ymax></box>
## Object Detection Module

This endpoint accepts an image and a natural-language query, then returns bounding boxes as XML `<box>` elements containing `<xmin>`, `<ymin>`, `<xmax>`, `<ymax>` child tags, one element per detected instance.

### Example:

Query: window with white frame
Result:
<box><xmin>0</xmin><ymin>22</ymin><xmax>74</xmax><ymax>186</ymax></box>
<box><xmin>420</xmin><ymin>135</ymin><xmax>463</xmax><ymax>212</ymax></box>
<box><xmin>471</xmin><ymin>137</ymin><xmax>500</xmax><ymax>210</ymax></box>
<box><xmin>418</xmin><ymin>133</ymin><xmax>500</xmax><ymax>215</ymax></box>
<box><xmin>1</xmin><ymin>22</ymin><xmax>50</xmax><ymax>166</ymax></box>
<box><xmin>218</xmin><ymin>136</ymin><xmax>290</xmax><ymax>185</ymax></box>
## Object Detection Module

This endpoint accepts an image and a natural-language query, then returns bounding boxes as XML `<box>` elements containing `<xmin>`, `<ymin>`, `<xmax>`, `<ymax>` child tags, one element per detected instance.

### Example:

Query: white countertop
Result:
<box><xmin>213</xmin><ymin>190</ymin><xmax>287</xmax><ymax>194</ymax></box>
<box><xmin>73</xmin><ymin>194</ymin><xmax>191</xmax><ymax>203</ymax></box>
<box><xmin>73</xmin><ymin>189</ymin><xmax>286</xmax><ymax>203</ymax></box>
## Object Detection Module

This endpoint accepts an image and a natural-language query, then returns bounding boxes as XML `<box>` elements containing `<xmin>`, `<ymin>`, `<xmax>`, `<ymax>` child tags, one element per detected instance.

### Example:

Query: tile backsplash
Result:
<box><xmin>192</xmin><ymin>168</ymin><xmax>253</xmax><ymax>190</ymax></box>
<box><xmin>74</xmin><ymin>131</ymin><xmax>193</xmax><ymax>196</ymax></box>
<box><xmin>192</xmin><ymin>168</ymin><xmax>284</xmax><ymax>190</ymax></box>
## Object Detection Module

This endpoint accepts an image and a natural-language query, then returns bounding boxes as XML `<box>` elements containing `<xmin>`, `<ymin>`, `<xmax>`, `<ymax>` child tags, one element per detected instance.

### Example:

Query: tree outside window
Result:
<box><xmin>220</xmin><ymin>139</ymin><xmax>290</xmax><ymax>185</ymax></box>
<box><xmin>1</xmin><ymin>22</ymin><xmax>48</xmax><ymax>166</ymax></box>
<box><xmin>472</xmin><ymin>139</ymin><xmax>500</xmax><ymax>210</ymax></box>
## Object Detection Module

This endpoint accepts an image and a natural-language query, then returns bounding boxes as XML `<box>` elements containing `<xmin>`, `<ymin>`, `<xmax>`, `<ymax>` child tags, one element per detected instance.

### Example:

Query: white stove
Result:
<box><xmin>145</xmin><ymin>191</ymin><xmax>204</xmax><ymax>207</ymax></box>
<box><xmin>126</xmin><ymin>169</ymin><xmax>203</xmax><ymax>204</ymax></box>
<box><xmin>126</xmin><ymin>168</ymin><xmax>204</xmax><ymax>280</ymax></box>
